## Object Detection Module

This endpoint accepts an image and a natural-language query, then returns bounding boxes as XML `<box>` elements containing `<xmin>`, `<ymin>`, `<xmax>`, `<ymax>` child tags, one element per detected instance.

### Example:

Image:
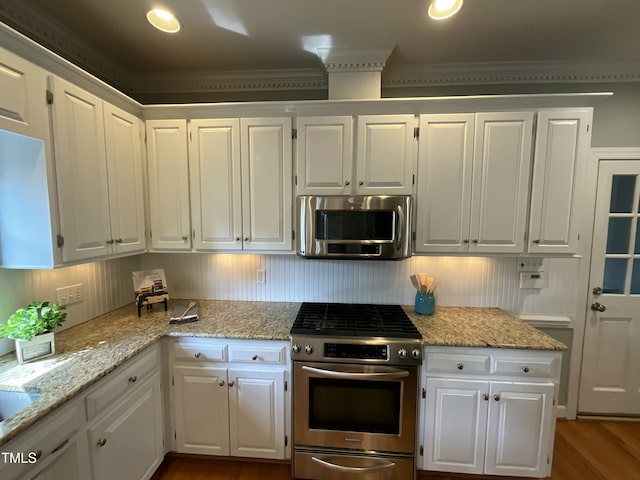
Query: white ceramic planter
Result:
<box><xmin>15</xmin><ymin>332</ymin><xmax>55</xmax><ymax>363</ymax></box>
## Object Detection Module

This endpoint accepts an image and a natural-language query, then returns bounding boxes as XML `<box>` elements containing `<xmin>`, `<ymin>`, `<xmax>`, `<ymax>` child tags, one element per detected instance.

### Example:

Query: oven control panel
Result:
<box><xmin>325</xmin><ymin>343</ymin><xmax>388</xmax><ymax>360</ymax></box>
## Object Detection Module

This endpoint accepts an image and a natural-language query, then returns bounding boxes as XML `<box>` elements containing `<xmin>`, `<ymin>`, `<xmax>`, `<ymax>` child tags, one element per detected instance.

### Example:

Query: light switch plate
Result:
<box><xmin>519</xmin><ymin>271</ymin><xmax>548</xmax><ymax>289</ymax></box>
<box><xmin>55</xmin><ymin>283</ymin><xmax>84</xmax><ymax>305</ymax></box>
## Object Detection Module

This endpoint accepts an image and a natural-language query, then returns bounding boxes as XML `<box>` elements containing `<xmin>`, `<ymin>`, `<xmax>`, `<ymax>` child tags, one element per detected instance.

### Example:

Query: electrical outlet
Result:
<box><xmin>257</xmin><ymin>269</ymin><xmax>266</xmax><ymax>284</ymax></box>
<box><xmin>55</xmin><ymin>283</ymin><xmax>84</xmax><ymax>305</ymax></box>
<box><xmin>517</xmin><ymin>257</ymin><xmax>544</xmax><ymax>272</ymax></box>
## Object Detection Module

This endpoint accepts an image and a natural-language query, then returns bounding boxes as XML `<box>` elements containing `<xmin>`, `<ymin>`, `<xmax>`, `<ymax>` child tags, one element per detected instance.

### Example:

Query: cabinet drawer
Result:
<box><xmin>86</xmin><ymin>345</ymin><xmax>159</xmax><ymax>421</ymax></box>
<box><xmin>173</xmin><ymin>339</ymin><xmax>227</xmax><ymax>363</ymax></box>
<box><xmin>425</xmin><ymin>353</ymin><xmax>490</xmax><ymax>374</ymax></box>
<box><xmin>493</xmin><ymin>357</ymin><xmax>558</xmax><ymax>378</ymax></box>
<box><xmin>228</xmin><ymin>344</ymin><xmax>287</xmax><ymax>364</ymax></box>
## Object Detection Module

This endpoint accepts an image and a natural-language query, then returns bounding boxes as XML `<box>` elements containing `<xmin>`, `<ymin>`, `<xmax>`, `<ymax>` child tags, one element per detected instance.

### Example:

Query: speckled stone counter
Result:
<box><xmin>406</xmin><ymin>307</ymin><xmax>567</xmax><ymax>351</ymax></box>
<box><xmin>0</xmin><ymin>300</ymin><xmax>564</xmax><ymax>447</ymax></box>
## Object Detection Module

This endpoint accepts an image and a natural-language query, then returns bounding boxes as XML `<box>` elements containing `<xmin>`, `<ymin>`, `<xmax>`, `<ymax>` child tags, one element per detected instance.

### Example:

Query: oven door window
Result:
<box><xmin>308</xmin><ymin>378</ymin><xmax>401</xmax><ymax>434</ymax></box>
<box><xmin>315</xmin><ymin>210</ymin><xmax>395</xmax><ymax>241</ymax></box>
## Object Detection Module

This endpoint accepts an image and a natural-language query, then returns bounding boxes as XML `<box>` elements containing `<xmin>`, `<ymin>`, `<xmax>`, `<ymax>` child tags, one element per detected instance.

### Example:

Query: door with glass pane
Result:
<box><xmin>579</xmin><ymin>160</ymin><xmax>640</xmax><ymax>415</ymax></box>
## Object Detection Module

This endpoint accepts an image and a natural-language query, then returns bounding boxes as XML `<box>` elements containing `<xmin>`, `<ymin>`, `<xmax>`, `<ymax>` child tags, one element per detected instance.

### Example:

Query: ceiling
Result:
<box><xmin>1</xmin><ymin>0</ymin><xmax>639</xmax><ymax>101</ymax></box>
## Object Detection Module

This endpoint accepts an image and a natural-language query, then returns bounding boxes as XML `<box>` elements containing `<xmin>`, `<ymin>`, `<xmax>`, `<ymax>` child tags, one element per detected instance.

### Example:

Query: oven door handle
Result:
<box><xmin>311</xmin><ymin>455</ymin><xmax>396</xmax><ymax>473</ymax></box>
<box><xmin>301</xmin><ymin>365</ymin><xmax>409</xmax><ymax>379</ymax></box>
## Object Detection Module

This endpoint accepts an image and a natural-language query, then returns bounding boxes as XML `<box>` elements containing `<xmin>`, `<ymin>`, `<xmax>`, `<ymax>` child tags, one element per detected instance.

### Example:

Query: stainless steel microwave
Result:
<box><xmin>296</xmin><ymin>195</ymin><xmax>412</xmax><ymax>259</ymax></box>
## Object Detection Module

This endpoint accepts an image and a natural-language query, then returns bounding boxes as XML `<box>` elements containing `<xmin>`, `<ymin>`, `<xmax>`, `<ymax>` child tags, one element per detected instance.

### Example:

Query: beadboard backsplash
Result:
<box><xmin>142</xmin><ymin>253</ymin><xmax>580</xmax><ymax>316</ymax></box>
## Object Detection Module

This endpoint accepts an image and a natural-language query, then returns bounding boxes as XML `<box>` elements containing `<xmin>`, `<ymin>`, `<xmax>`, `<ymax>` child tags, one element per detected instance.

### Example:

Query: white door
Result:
<box><xmin>415</xmin><ymin>114</ymin><xmax>475</xmax><ymax>253</ymax></box>
<box><xmin>485</xmin><ymin>381</ymin><xmax>555</xmax><ymax>478</ymax></box>
<box><xmin>240</xmin><ymin>117</ymin><xmax>292</xmax><ymax>251</ymax></box>
<box><xmin>228</xmin><ymin>368</ymin><xmax>285</xmax><ymax>459</ymax></box>
<box><xmin>146</xmin><ymin>119</ymin><xmax>191</xmax><ymax>250</ymax></box>
<box><xmin>103</xmin><ymin>103</ymin><xmax>146</xmax><ymax>255</ymax></box>
<box><xmin>49</xmin><ymin>76</ymin><xmax>111</xmax><ymax>262</ymax></box>
<box><xmin>579</xmin><ymin>160</ymin><xmax>640</xmax><ymax>415</ymax></box>
<box><xmin>356</xmin><ymin>115</ymin><xmax>416</xmax><ymax>195</ymax></box>
<box><xmin>422</xmin><ymin>378</ymin><xmax>488</xmax><ymax>474</ymax></box>
<box><xmin>470</xmin><ymin>112</ymin><xmax>533</xmax><ymax>253</ymax></box>
<box><xmin>173</xmin><ymin>365</ymin><xmax>230</xmax><ymax>455</ymax></box>
<box><xmin>189</xmin><ymin>119</ymin><xmax>243</xmax><ymax>250</ymax></box>
<box><xmin>295</xmin><ymin>116</ymin><xmax>353</xmax><ymax>195</ymax></box>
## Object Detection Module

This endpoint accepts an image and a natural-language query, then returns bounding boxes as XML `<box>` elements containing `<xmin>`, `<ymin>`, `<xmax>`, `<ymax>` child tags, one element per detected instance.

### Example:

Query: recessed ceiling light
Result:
<box><xmin>428</xmin><ymin>0</ymin><xmax>463</xmax><ymax>20</ymax></box>
<box><xmin>146</xmin><ymin>8</ymin><xmax>181</xmax><ymax>33</ymax></box>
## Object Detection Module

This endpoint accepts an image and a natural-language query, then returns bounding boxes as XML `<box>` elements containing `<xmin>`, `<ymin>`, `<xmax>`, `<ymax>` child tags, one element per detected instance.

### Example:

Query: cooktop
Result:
<box><xmin>290</xmin><ymin>302</ymin><xmax>421</xmax><ymax>339</ymax></box>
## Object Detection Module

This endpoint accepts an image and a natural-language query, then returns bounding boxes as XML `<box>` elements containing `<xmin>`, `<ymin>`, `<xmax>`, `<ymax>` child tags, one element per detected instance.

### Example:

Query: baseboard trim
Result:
<box><xmin>556</xmin><ymin>405</ymin><xmax>567</xmax><ymax>418</ymax></box>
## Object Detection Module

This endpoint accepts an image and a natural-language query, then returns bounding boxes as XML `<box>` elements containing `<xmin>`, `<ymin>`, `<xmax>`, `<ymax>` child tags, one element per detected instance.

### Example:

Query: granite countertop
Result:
<box><xmin>0</xmin><ymin>300</ymin><xmax>565</xmax><ymax>447</ymax></box>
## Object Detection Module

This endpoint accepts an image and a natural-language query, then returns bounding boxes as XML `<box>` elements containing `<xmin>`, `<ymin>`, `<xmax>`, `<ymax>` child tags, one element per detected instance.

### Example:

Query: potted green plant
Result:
<box><xmin>0</xmin><ymin>301</ymin><xmax>67</xmax><ymax>363</ymax></box>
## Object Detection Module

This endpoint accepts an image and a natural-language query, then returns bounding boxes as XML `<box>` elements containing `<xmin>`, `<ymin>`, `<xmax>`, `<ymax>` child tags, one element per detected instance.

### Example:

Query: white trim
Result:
<box><xmin>317</xmin><ymin>47</ymin><xmax>394</xmax><ymax>73</ymax></box>
<box><xmin>517</xmin><ymin>315</ymin><xmax>573</xmax><ymax>329</ymax></box>
<box><xmin>556</xmin><ymin>405</ymin><xmax>567</xmax><ymax>419</ymax></box>
<box><xmin>591</xmin><ymin>147</ymin><xmax>640</xmax><ymax>159</ymax></box>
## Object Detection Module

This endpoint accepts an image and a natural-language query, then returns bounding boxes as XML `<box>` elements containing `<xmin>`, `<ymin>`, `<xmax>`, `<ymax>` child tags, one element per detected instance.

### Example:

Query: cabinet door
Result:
<box><xmin>49</xmin><ymin>76</ymin><xmax>112</xmax><ymax>262</ymax></box>
<box><xmin>470</xmin><ymin>112</ymin><xmax>534</xmax><ymax>253</ymax></box>
<box><xmin>22</xmin><ymin>432</ymin><xmax>90</xmax><ymax>480</ymax></box>
<box><xmin>295</xmin><ymin>116</ymin><xmax>353</xmax><ymax>195</ymax></box>
<box><xmin>103</xmin><ymin>103</ymin><xmax>146</xmax><ymax>255</ymax></box>
<box><xmin>240</xmin><ymin>117</ymin><xmax>292</xmax><ymax>251</ymax></box>
<box><xmin>422</xmin><ymin>378</ymin><xmax>488</xmax><ymax>475</ymax></box>
<box><xmin>485</xmin><ymin>381</ymin><xmax>555</xmax><ymax>478</ymax></box>
<box><xmin>228</xmin><ymin>368</ymin><xmax>286</xmax><ymax>459</ymax></box>
<box><xmin>0</xmin><ymin>46</ymin><xmax>49</xmax><ymax>139</ymax></box>
<box><xmin>416</xmin><ymin>114</ymin><xmax>475</xmax><ymax>253</ymax></box>
<box><xmin>89</xmin><ymin>373</ymin><xmax>163</xmax><ymax>480</ymax></box>
<box><xmin>528</xmin><ymin>109</ymin><xmax>592</xmax><ymax>254</ymax></box>
<box><xmin>189</xmin><ymin>119</ymin><xmax>242</xmax><ymax>250</ymax></box>
<box><xmin>356</xmin><ymin>115</ymin><xmax>416</xmax><ymax>195</ymax></box>
<box><xmin>146</xmin><ymin>119</ymin><xmax>191</xmax><ymax>250</ymax></box>
<box><xmin>173</xmin><ymin>365</ymin><xmax>230</xmax><ymax>456</ymax></box>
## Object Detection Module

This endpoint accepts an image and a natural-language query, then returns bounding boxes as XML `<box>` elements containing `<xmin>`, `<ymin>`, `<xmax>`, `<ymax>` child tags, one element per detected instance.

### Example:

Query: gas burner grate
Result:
<box><xmin>291</xmin><ymin>302</ymin><xmax>421</xmax><ymax>339</ymax></box>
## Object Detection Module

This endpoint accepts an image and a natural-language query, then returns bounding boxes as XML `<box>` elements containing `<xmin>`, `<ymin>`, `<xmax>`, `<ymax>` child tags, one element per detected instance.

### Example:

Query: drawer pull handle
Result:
<box><xmin>251</xmin><ymin>354</ymin><xmax>258</xmax><ymax>361</ymax></box>
<box><xmin>50</xmin><ymin>439</ymin><xmax>69</xmax><ymax>455</ymax></box>
<box><xmin>194</xmin><ymin>352</ymin><xmax>202</xmax><ymax>358</ymax></box>
<box><xmin>228</xmin><ymin>381</ymin><xmax>235</xmax><ymax>387</ymax></box>
<box><xmin>494</xmin><ymin>395</ymin><xmax>501</xmax><ymax>402</ymax></box>
<box><xmin>128</xmin><ymin>375</ymin><xmax>137</xmax><ymax>383</ymax></box>
<box><xmin>522</xmin><ymin>366</ymin><xmax>530</xmax><ymax>373</ymax></box>
<box><xmin>483</xmin><ymin>394</ymin><xmax>489</xmax><ymax>401</ymax></box>
<box><xmin>218</xmin><ymin>380</ymin><xmax>225</xmax><ymax>387</ymax></box>
<box><xmin>457</xmin><ymin>363</ymin><xmax>464</xmax><ymax>370</ymax></box>
<box><xmin>96</xmin><ymin>438</ymin><xmax>107</xmax><ymax>447</ymax></box>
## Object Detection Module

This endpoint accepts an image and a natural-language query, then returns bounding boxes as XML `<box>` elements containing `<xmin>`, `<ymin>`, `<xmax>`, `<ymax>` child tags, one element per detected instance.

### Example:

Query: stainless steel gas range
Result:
<box><xmin>290</xmin><ymin>302</ymin><xmax>422</xmax><ymax>480</ymax></box>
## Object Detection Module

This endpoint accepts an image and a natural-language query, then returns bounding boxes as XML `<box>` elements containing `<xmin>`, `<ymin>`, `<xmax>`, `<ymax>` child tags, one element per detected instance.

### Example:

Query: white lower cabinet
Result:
<box><xmin>171</xmin><ymin>339</ymin><xmax>290</xmax><ymax>460</ymax></box>
<box><xmin>420</xmin><ymin>348</ymin><xmax>560</xmax><ymax>478</ymax></box>
<box><xmin>21</xmin><ymin>432</ymin><xmax>88</xmax><ymax>480</ymax></box>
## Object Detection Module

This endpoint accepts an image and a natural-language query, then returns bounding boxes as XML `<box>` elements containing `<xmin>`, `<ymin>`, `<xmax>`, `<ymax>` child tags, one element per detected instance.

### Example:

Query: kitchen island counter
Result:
<box><xmin>0</xmin><ymin>300</ymin><xmax>564</xmax><ymax>446</ymax></box>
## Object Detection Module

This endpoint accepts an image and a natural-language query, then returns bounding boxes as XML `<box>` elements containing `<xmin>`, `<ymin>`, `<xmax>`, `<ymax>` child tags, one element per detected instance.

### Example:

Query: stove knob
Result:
<box><xmin>304</xmin><ymin>345</ymin><xmax>314</xmax><ymax>355</ymax></box>
<box><xmin>291</xmin><ymin>344</ymin><xmax>301</xmax><ymax>354</ymax></box>
<box><xmin>411</xmin><ymin>349</ymin><xmax>421</xmax><ymax>360</ymax></box>
<box><xmin>398</xmin><ymin>348</ymin><xmax>407</xmax><ymax>359</ymax></box>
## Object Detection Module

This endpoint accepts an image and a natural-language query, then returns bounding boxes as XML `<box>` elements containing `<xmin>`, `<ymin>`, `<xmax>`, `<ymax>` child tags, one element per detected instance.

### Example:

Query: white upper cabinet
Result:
<box><xmin>295</xmin><ymin>116</ymin><xmax>353</xmax><ymax>195</ymax></box>
<box><xmin>241</xmin><ymin>117</ymin><xmax>293</xmax><ymax>251</ymax></box>
<box><xmin>416</xmin><ymin>112</ymin><xmax>533</xmax><ymax>254</ymax></box>
<box><xmin>471</xmin><ymin>112</ymin><xmax>534</xmax><ymax>253</ymax></box>
<box><xmin>49</xmin><ymin>76</ymin><xmax>112</xmax><ymax>262</ymax></box>
<box><xmin>189</xmin><ymin>119</ymin><xmax>243</xmax><ymax>250</ymax></box>
<box><xmin>103</xmin><ymin>103</ymin><xmax>146</xmax><ymax>255</ymax></box>
<box><xmin>189</xmin><ymin>117</ymin><xmax>292</xmax><ymax>252</ymax></box>
<box><xmin>356</xmin><ymin>115</ymin><xmax>416</xmax><ymax>195</ymax></box>
<box><xmin>528</xmin><ymin>109</ymin><xmax>592</xmax><ymax>254</ymax></box>
<box><xmin>146</xmin><ymin>119</ymin><xmax>191</xmax><ymax>251</ymax></box>
<box><xmin>416</xmin><ymin>114</ymin><xmax>475</xmax><ymax>253</ymax></box>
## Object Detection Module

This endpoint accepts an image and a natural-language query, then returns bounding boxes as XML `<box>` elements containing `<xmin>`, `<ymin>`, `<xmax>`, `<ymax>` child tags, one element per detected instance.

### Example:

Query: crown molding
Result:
<box><xmin>382</xmin><ymin>61</ymin><xmax>640</xmax><ymax>87</ymax></box>
<box><xmin>317</xmin><ymin>47</ymin><xmax>394</xmax><ymax>73</ymax></box>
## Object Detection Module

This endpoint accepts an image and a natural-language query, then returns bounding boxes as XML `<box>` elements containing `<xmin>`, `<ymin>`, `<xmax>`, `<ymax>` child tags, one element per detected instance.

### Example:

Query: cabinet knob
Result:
<box><xmin>194</xmin><ymin>352</ymin><xmax>202</xmax><ymax>358</ymax></box>
<box><xmin>251</xmin><ymin>354</ymin><xmax>258</xmax><ymax>361</ymax></box>
<box><xmin>106</xmin><ymin>239</ymin><xmax>114</xmax><ymax>245</ymax></box>
<box><xmin>218</xmin><ymin>380</ymin><xmax>225</xmax><ymax>387</ymax></box>
<box><xmin>34</xmin><ymin>449</ymin><xmax>43</xmax><ymax>460</ymax></box>
<box><xmin>181</xmin><ymin>235</ymin><xmax>188</xmax><ymax>241</ymax></box>
<box><xmin>244</xmin><ymin>237</ymin><xmax>249</xmax><ymax>242</ymax></box>
<box><xmin>533</xmin><ymin>239</ymin><xmax>540</xmax><ymax>244</ymax></box>
<box><xmin>128</xmin><ymin>375</ymin><xmax>137</xmax><ymax>383</ymax></box>
<box><xmin>494</xmin><ymin>395</ymin><xmax>501</xmax><ymax>402</ymax></box>
<box><xmin>345</xmin><ymin>180</ymin><xmax>350</xmax><ymax>186</ymax></box>
<box><xmin>115</xmin><ymin>238</ymin><xmax>123</xmax><ymax>244</ymax></box>
<box><xmin>235</xmin><ymin>237</ymin><xmax>241</xmax><ymax>241</ymax></box>
<box><xmin>228</xmin><ymin>381</ymin><xmax>235</xmax><ymax>387</ymax></box>
<box><xmin>358</xmin><ymin>181</ymin><xmax>364</xmax><ymax>186</ymax></box>
<box><xmin>463</xmin><ymin>239</ymin><xmax>469</xmax><ymax>244</ymax></box>
<box><xmin>96</xmin><ymin>438</ymin><xmax>107</xmax><ymax>447</ymax></box>
<box><xmin>522</xmin><ymin>366</ymin><xmax>530</xmax><ymax>373</ymax></box>
<box><xmin>472</xmin><ymin>239</ymin><xmax>478</xmax><ymax>244</ymax></box>
<box><xmin>457</xmin><ymin>363</ymin><xmax>464</xmax><ymax>370</ymax></box>
<box><xmin>483</xmin><ymin>394</ymin><xmax>489</xmax><ymax>401</ymax></box>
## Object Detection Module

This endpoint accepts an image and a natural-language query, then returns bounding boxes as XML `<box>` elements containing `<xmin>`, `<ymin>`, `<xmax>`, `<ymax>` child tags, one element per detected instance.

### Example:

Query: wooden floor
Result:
<box><xmin>151</xmin><ymin>419</ymin><xmax>640</xmax><ymax>480</ymax></box>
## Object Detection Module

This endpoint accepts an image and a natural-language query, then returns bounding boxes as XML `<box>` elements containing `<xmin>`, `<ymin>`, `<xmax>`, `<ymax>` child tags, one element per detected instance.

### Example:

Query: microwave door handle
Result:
<box><xmin>311</xmin><ymin>456</ymin><xmax>396</xmax><ymax>473</ymax></box>
<box><xmin>301</xmin><ymin>365</ymin><xmax>409</xmax><ymax>380</ymax></box>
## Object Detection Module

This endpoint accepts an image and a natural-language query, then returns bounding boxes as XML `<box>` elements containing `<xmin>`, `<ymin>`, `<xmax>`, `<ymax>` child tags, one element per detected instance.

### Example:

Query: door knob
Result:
<box><xmin>591</xmin><ymin>302</ymin><xmax>606</xmax><ymax>312</ymax></box>
<box><xmin>592</xmin><ymin>286</ymin><xmax>603</xmax><ymax>295</ymax></box>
